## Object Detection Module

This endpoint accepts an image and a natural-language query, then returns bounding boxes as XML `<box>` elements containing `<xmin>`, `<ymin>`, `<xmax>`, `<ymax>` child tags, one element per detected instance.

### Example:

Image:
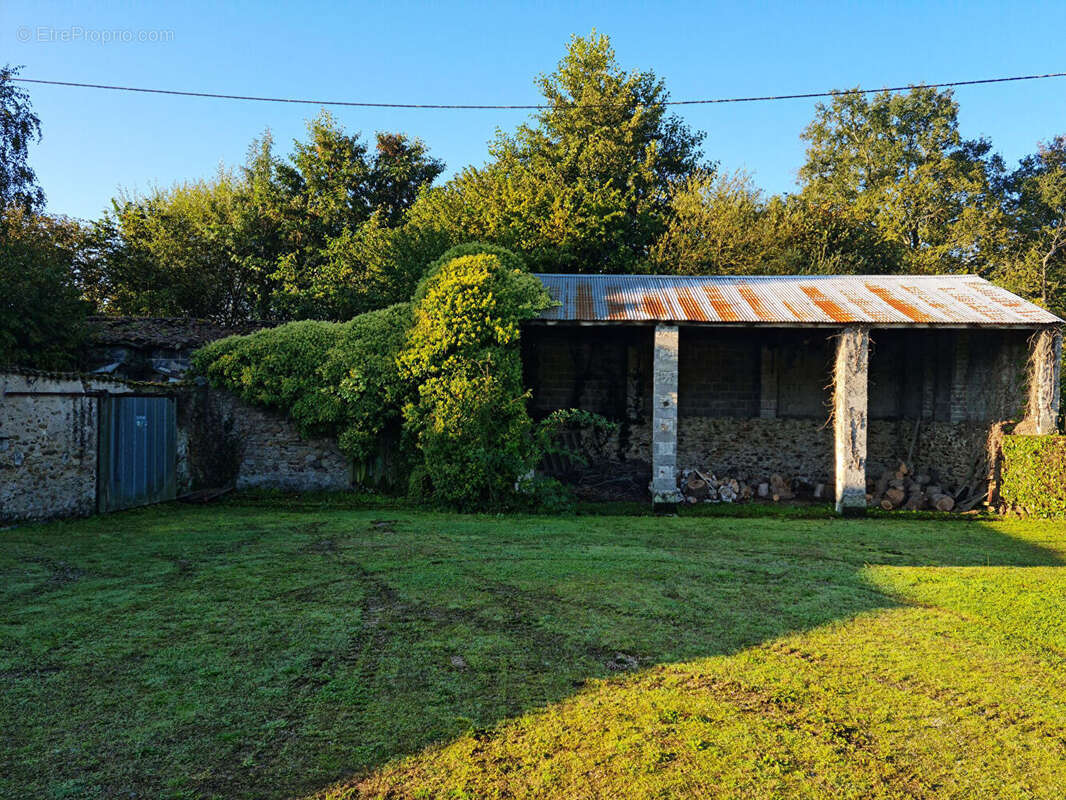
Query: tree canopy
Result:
<box><xmin>89</xmin><ymin>115</ymin><xmax>444</xmax><ymax>323</ymax></box>
<box><xmin>797</xmin><ymin>86</ymin><xmax>1005</xmax><ymax>275</ymax></box>
<box><xmin>402</xmin><ymin>32</ymin><xmax>713</xmax><ymax>273</ymax></box>
<box><xmin>0</xmin><ymin>65</ymin><xmax>44</xmax><ymax>212</ymax></box>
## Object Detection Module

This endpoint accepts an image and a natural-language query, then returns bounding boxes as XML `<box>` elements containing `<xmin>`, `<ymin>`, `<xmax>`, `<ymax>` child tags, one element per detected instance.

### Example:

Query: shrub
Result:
<box><xmin>398</xmin><ymin>250</ymin><xmax>552</xmax><ymax>507</ymax></box>
<box><xmin>191</xmin><ymin>320</ymin><xmax>344</xmax><ymax>437</ymax></box>
<box><xmin>193</xmin><ymin>243</ymin><xmax>611</xmax><ymax>511</ymax></box>
<box><xmin>1000</xmin><ymin>434</ymin><xmax>1066</xmax><ymax>517</ymax></box>
<box><xmin>192</xmin><ymin>306</ymin><xmax>413</xmax><ymax>465</ymax></box>
<box><xmin>318</xmin><ymin>303</ymin><xmax>413</xmax><ymax>461</ymax></box>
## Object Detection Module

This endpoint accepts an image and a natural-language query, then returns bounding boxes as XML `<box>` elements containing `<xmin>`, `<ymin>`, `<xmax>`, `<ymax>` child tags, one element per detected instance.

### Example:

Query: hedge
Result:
<box><xmin>1000</xmin><ymin>434</ymin><xmax>1066</xmax><ymax>517</ymax></box>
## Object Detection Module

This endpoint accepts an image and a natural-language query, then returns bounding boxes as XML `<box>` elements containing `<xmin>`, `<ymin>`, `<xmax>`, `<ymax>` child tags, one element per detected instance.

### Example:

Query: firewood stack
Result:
<box><xmin>677</xmin><ymin>461</ymin><xmax>971</xmax><ymax>512</ymax></box>
<box><xmin>678</xmin><ymin>469</ymin><xmax>817</xmax><ymax>505</ymax></box>
<box><xmin>865</xmin><ymin>461</ymin><xmax>959</xmax><ymax>512</ymax></box>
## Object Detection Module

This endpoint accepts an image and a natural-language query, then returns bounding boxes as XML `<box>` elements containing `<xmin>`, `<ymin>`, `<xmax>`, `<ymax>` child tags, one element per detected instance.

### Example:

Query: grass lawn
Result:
<box><xmin>3</xmin><ymin>501</ymin><xmax>1066</xmax><ymax>798</ymax></box>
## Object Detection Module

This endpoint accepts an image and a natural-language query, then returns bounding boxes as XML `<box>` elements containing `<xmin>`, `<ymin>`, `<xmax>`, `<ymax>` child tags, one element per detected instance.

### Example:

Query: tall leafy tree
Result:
<box><xmin>0</xmin><ymin>209</ymin><xmax>89</xmax><ymax>368</ymax></box>
<box><xmin>798</xmin><ymin>86</ymin><xmax>1005</xmax><ymax>274</ymax></box>
<box><xmin>405</xmin><ymin>32</ymin><xmax>712</xmax><ymax>272</ymax></box>
<box><xmin>90</xmin><ymin>116</ymin><xmax>443</xmax><ymax>322</ymax></box>
<box><xmin>271</xmin><ymin>116</ymin><xmax>444</xmax><ymax>317</ymax></box>
<box><xmin>995</xmin><ymin>136</ymin><xmax>1066</xmax><ymax>313</ymax></box>
<box><xmin>650</xmin><ymin>171</ymin><xmax>900</xmax><ymax>275</ymax></box>
<box><xmin>0</xmin><ymin>65</ymin><xmax>45</xmax><ymax>212</ymax></box>
<box><xmin>89</xmin><ymin>174</ymin><xmax>259</xmax><ymax>323</ymax></box>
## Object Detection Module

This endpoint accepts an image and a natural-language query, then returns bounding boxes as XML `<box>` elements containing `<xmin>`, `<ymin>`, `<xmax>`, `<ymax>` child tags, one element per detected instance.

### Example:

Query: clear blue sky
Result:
<box><xmin>4</xmin><ymin>0</ymin><xmax>1065</xmax><ymax>221</ymax></box>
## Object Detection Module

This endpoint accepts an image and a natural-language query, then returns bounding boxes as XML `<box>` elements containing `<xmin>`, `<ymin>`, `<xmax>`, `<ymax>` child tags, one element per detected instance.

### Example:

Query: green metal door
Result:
<box><xmin>98</xmin><ymin>395</ymin><xmax>177</xmax><ymax>512</ymax></box>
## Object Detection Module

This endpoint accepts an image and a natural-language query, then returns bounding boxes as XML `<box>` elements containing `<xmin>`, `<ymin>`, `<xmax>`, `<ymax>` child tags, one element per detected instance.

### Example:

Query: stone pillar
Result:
<box><xmin>949</xmin><ymin>332</ymin><xmax>970</xmax><ymax>423</ymax></box>
<box><xmin>650</xmin><ymin>324</ymin><xmax>680</xmax><ymax>506</ymax></box>
<box><xmin>834</xmin><ymin>326</ymin><xmax>869</xmax><ymax>515</ymax></box>
<box><xmin>1017</xmin><ymin>326</ymin><xmax>1063</xmax><ymax>435</ymax></box>
<box><xmin>759</xmin><ymin>345</ymin><xmax>778</xmax><ymax>419</ymax></box>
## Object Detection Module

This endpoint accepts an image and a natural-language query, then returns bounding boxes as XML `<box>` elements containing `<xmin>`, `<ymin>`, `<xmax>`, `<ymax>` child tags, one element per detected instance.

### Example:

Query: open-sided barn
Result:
<box><xmin>522</xmin><ymin>273</ymin><xmax>1063</xmax><ymax>512</ymax></box>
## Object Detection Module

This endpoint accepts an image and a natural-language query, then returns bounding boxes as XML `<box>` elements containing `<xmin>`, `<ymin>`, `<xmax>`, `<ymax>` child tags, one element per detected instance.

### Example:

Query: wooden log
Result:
<box><xmin>883</xmin><ymin>487</ymin><xmax>906</xmax><ymax>508</ymax></box>
<box><xmin>685</xmin><ymin>476</ymin><xmax>710</xmax><ymax>501</ymax></box>
<box><xmin>930</xmin><ymin>492</ymin><xmax>955</xmax><ymax>512</ymax></box>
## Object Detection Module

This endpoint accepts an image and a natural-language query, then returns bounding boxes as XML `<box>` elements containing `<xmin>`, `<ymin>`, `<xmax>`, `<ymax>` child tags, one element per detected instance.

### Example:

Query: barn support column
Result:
<box><xmin>759</xmin><ymin>345</ymin><xmax>778</xmax><ymax>419</ymax></box>
<box><xmin>834</xmin><ymin>326</ymin><xmax>869</xmax><ymax>515</ymax></box>
<box><xmin>650</xmin><ymin>323</ymin><xmax>681</xmax><ymax>508</ymax></box>
<box><xmin>1017</xmin><ymin>326</ymin><xmax>1062</xmax><ymax>435</ymax></box>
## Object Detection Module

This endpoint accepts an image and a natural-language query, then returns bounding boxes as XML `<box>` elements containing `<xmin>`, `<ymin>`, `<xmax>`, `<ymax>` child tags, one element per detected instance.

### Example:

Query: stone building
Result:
<box><xmin>523</xmin><ymin>274</ymin><xmax>1063</xmax><ymax>512</ymax></box>
<box><xmin>0</xmin><ymin>369</ymin><xmax>349</xmax><ymax>524</ymax></box>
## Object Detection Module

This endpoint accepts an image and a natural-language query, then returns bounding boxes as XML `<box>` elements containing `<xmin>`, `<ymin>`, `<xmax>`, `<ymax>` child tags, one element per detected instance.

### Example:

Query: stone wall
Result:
<box><xmin>677</xmin><ymin>417</ymin><xmax>833</xmax><ymax>483</ymax></box>
<box><xmin>0</xmin><ymin>372</ymin><xmax>138</xmax><ymax>522</ymax></box>
<box><xmin>189</xmin><ymin>390</ymin><xmax>351</xmax><ymax>492</ymax></box>
<box><xmin>1</xmin><ymin>371</ymin><xmax>350</xmax><ymax>524</ymax></box>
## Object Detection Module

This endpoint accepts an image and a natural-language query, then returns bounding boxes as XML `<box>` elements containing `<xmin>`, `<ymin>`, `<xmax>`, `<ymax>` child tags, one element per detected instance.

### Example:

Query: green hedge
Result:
<box><xmin>1000</xmin><ymin>435</ymin><xmax>1066</xmax><ymax>517</ymax></box>
<box><xmin>192</xmin><ymin>243</ymin><xmax>611</xmax><ymax>509</ymax></box>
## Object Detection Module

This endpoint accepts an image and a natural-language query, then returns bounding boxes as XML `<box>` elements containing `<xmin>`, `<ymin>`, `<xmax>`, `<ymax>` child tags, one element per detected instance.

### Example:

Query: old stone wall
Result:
<box><xmin>0</xmin><ymin>372</ymin><xmax>139</xmax><ymax>522</ymax></box>
<box><xmin>1</xmin><ymin>371</ymin><xmax>351</xmax><ymax>524</ymax></box>
<box><xmin>189</xmin><ymin>390</ymin><xmax>351</xmax><ymax>492</ymax></box>
<box><xmin>677</xmin><ymin>417</ymin><xmax>833</xmax><ymax>483</ymax></box>
<box><xmin>867</xmin><ymin>420</ymin><xmax>993</xmax><ymax>488</ymax></box>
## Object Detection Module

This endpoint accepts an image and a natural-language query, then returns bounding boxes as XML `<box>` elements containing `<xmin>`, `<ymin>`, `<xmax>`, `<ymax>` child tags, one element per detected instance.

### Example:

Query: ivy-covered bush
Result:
<box><xmin>317</xmin><ymin>303</ymin><xmax>412</xmax><ymax>461</ymax></box>
<box><xmin>191</xmin><ymin>320</ymin><xmax>344</xmax><ymax>437</ymax></box>
<box><xmin>192</xmin><ymin>307</ymin><xmax>413</xmax><ymax>462</ymax></box>
<box><xmin>398</xmin><ymin>249</ymin><xmax>552</xmax><ymax>507</ymax></box>
<box><xmin>1000</xmin><ymin>434</ymin><xmax>1066</xmax><ymax>517</ymax></box>
<box><xmin>192</xmin><ymin>242</ymin><xmax>611</xmax><ymax>509</ymax></box>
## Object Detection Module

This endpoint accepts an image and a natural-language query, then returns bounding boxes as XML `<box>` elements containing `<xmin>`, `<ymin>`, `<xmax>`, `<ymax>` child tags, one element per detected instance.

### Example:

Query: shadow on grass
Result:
<box><xmin>1</xmin><ymin>505</ymin><xmax>1062</xmax><ymax>799</ymax></box>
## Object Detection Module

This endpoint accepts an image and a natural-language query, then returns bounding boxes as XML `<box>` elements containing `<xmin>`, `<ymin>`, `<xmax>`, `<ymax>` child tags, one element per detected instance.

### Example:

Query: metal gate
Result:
<box><xmin>98</xmin><ymin>395</ymin><xmax>177</xmax><ymax>512</ymax></box>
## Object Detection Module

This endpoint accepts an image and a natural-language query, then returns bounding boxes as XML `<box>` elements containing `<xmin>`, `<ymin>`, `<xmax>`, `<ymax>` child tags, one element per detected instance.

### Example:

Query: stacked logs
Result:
<box><xmin>678</xmin><ymin>469</ymin><xmax>827</xmax><ymax>505</ymax></box>
<box><xmin>865</xmin><ymin>462</ymin><xmax>957</xmax><ymax>512</ymax></box>
<box><xmin>678</xmin><ymin>462</ymin><xmax>966</xmax><ymax>512</ymax></box>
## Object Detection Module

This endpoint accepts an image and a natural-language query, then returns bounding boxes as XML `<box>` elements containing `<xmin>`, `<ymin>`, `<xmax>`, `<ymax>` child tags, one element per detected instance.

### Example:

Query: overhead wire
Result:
<box><xmin>12</xmin><ymin>71</ymin><xmax>1066</xmax><ymax>111</ymax></box>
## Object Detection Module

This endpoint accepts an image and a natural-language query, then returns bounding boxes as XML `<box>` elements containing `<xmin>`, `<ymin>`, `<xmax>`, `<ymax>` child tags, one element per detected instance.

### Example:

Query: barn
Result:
<box><xmin>522</xmin><ymin>274</ymin><xmax>1063</xmax><ymax>513</ymax></box>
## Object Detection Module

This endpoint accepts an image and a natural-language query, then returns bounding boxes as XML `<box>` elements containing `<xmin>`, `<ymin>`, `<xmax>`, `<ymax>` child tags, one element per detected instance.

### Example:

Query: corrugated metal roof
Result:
<box><xmin>533</xmin><ymin>274</ymin><xmax>1063</xmax><ymax>327</ymax></box>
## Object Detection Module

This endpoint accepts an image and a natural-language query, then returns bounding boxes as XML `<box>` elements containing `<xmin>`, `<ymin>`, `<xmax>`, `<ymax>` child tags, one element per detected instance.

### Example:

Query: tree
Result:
<box><xmin>89</xmin><ymin>116</ymin><xmax>444</xmax><ymax>322</ymax></box>
<box><xmin>995</xmin><ymin>136</ymin><xmax>1066</xmax><ymax>314</ymax></box>
<box><xmin>0</xmin><ymin>65</ymin><xmax>44</xmax><ymax>212</ymax></box>
<box><xmin>268</xmin><ymin>113</ymin><xmax>444</xmax><ymax>318</ymax></box>
<box><xmin>89</xmin><ymin>174</ymin><xmax>264</xmax><ymax>323</ymax></box>
<box><xmin>0</xmin><ymin>209</ymin><xmax>89</xmax><ymax>368</ymax></box>
<box><xmin>798</xmin><ymin>86</ymin><xmax>1005</xmax><ymax>274</ymax></box>
<box><xmin>402</xmin><ymin>32</ymin><xmax>712</xmax><ymax>273</ymax></box>
<box><xmin>650</xmin><ymin>171</ymin><xmax>900</xmax><ymax>275</ymax></box>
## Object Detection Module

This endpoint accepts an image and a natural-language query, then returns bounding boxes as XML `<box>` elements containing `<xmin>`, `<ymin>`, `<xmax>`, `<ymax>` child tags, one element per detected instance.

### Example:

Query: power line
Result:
<box><xmin>13</xmin><ymin>71</ymin><xmax>1066</xmax><ymax>110</ymax></box>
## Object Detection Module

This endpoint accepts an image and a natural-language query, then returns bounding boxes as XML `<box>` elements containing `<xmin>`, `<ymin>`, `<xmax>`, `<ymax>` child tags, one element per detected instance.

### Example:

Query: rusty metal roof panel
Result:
<box><xmin>534</xmin><ymin>274</ymin><xmax>1062</xmax><ymax>326</ymax></box>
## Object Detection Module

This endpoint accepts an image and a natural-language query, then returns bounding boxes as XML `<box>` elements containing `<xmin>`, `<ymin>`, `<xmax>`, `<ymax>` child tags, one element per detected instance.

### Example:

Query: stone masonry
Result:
<box><xmin>651</xmin><ymin>324</ymin><xmax>681</xmax><ymax>504</ymax></box>
<box><xmin>1</xmin><ymin>372</ymin><xmax>144</xmax><ymax>522</ymax></box>
<box><xmin>1</xmin><ymin>370</ymin><xmax>350</xmax><ymax>524</ymax></box>
<box><xmin>1014</xmin><ymin>326</ymin><xmax>1063</xmax><ymax>435</ymax></box>
<box><xmin>833</xmin><ymin>326</ymin><xmax>869</xmax><ymax>514</ymax></box>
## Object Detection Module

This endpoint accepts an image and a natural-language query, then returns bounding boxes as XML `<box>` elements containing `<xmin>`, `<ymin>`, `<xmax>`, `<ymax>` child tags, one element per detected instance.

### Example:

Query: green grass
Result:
<box><xmin>2</xmin><ymin>502</ymin><xmax>1065</xmax><ymax>798</ymax></box>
